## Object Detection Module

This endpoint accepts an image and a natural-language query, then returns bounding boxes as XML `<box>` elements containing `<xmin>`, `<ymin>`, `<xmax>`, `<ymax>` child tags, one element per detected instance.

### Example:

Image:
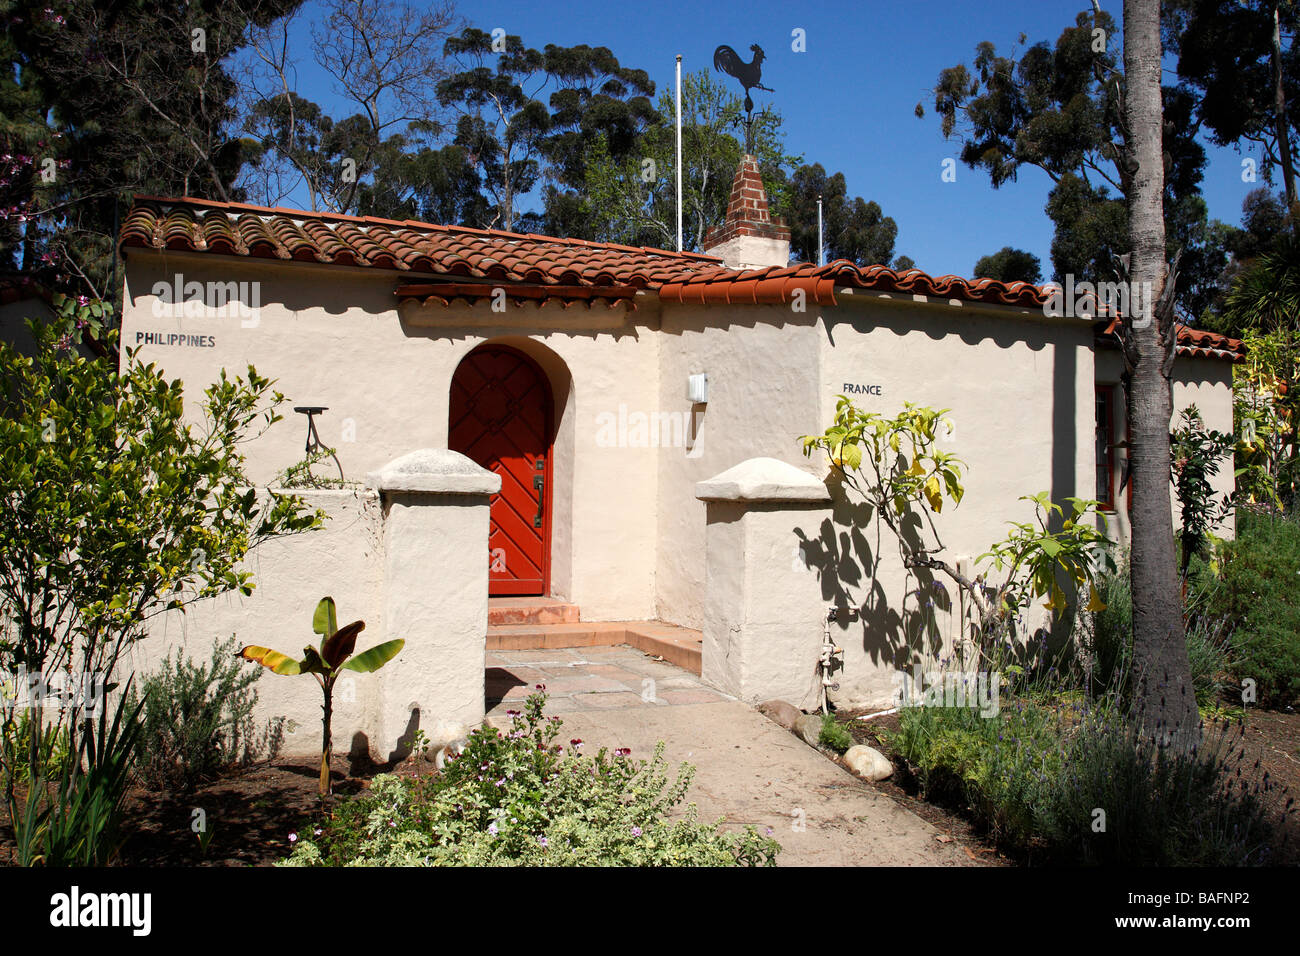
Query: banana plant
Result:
<box><xmin>238</xmin><ymin>597</ymin><xmax>404</xmax><ymax>797</ymax></box>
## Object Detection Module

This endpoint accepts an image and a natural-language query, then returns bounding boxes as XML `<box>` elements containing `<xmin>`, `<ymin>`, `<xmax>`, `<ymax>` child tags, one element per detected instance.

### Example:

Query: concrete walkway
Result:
<box><xmin>486</xmin><ymin>645</ymin><xmax>977</xmax><ymax>867</ymax></box>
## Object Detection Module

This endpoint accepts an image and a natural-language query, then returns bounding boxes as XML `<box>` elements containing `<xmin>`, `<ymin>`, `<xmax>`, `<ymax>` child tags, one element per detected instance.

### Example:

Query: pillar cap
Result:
<box><xmin>367</xmin><ymin>448</ymin><xmax>501</xmax><ymax>495</ymax></box>
<box><xmin>695</xmin><ymin>457</ymin><xmax>831</xmax><ymax>502</ymax></box>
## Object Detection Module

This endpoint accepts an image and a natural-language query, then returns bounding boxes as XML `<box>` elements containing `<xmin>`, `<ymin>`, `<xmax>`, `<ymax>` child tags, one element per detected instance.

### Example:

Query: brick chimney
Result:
<box><xmin>702</xmin><ymin>154</ymin><xmax>791</xmax><ymax>270</ymax></box>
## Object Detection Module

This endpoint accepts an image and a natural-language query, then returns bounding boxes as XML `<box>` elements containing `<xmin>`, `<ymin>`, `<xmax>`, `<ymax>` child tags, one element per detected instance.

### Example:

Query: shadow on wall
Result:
<box><xmin>795</xmin><ymin>472</ymin><xmax>957</xmax><ymax>673</ymax></box>
<box><xmin>347</xmin><ymin>705</ymin><xmax>422</xmax><ymax>774</ymax></box>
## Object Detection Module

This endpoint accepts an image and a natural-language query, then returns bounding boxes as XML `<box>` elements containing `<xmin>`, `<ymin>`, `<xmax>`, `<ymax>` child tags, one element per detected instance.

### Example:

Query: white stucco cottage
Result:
<box><xmin>113</xmin><ymin>158</ymin><xmax>1243</xmax><ymax>756</ymax></box>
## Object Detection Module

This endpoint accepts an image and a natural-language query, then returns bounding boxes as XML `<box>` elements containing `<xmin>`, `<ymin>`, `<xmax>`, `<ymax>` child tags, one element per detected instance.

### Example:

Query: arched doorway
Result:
<box><xmin>449</xmin><ymin>344</ymin><xmax>553</xmax><ymax>596</ymax></box>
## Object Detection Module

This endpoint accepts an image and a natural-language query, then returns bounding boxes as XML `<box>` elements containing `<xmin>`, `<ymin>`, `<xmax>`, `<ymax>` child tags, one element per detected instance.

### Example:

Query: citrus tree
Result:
<box><xmin>801</xmin><ymin>398</ymin><xmax>1114</xmax><ymax>665</ymax></box>
<box><xmin>0</xmin><ymin>295</ymin><xmax>321</xmax><ymax>858</ymax></box>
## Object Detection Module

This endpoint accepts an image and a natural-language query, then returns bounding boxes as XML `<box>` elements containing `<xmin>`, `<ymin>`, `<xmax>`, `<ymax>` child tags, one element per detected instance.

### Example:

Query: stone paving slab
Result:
<box><xmin>486</xmin><ymin>645</ymin><xmax>729</xmax><ymax>716</ymax></box>
<box><xmin>553</xmin><ymin>701</ymin><xmax>977</xmax><ymax>867</ymax></box>
<box><xmin>482</xmin><ymin>646</ymin><xmax>980</xmax><ymax>867</ymax></box>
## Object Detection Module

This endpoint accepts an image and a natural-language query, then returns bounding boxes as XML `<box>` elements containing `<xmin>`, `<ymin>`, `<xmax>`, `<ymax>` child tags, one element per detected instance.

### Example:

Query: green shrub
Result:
<box><xmin>1200</xmin><ymin>512</ymin><xmax>1300</xmax><ymax>708</ymax></box>
<box><xmin>1229</xmin><ymin>623</ymin><xmax>1300</xmax><ymax>710</ymax></box>
<box><xmin>0</xmin><ymin>711</ymin><xmax>71</xmax><ymax>786</ymax></box>
<box><xmin>1083</xmin><ymin>560</ymin><xmax>1230</xmax><ymax>708</ymax></box>
<box><xmin>892</xmin><ymin>695</ymin><xmax>1286</xmax><ymax>864</ymax></box>
<box><xmin>1084</xmin><ymin>558</ymin><xmax>1135</xmax><ymax>697</ymax></box>
<box><xmin>893</xmin><ymin>697</ymin><xmax>1062</xmax><ymax>847</ymax></box>
<box><xmin>1184</xmin><ymin>617</ymin><xmax>1230</xmax><ymax>708</ymax></box>
<box><xmin>1041</xmin><ymin>711</ymin><xmax>1280</xmax><ymax>865</ymax></box>
<box><xmin>12</xmin><ymin>689</ymin><xmax>143</xmax><ymax>867</ymax></box>
<box><xmin>0</xmin><ymin>303</ymin><xmax>319</xmax><ymax>846</ymax></box>
<box><xmin>819</xmin><ymin>712</ymin><xmax>853</xmax><ymax>753</ymax></box>
<box><xmin>132</xmin><ymin>637</ymin><xmax>284</xmax><ymax>793</ymax></box>
<box><xmin>282</xmin><ymin>692</ymin><xmax>780</xmax><ymax>867</ymax></box>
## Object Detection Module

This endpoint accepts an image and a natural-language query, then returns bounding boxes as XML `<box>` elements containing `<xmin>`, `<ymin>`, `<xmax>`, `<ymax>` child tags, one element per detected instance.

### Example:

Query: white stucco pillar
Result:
<box><xmin>367</xmin><ymin>449</ymin><xmax>500</xmax><ymax>757</ymax></box>
<box><xmin>695</xmin><ymin>458</ymin><xmax>833</xmax><ymax>710</ymax></box>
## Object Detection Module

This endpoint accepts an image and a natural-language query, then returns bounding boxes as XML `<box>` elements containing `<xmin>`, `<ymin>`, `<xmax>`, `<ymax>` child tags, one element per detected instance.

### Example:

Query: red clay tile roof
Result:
<box><xmin>658</xmin><ymin>261</ymin><xmax>1048</xmax><ymax>307</ymax></box>
<box><xmin>118</xmin><ymin>196</ymin><xmax>1244</xmax><ymax>361</ymax></box>
<box><xmin>120</xmin><ymin>196</ymin><xmax>1054</xmax><ymax>307</ymax></box>
<box><xmin>121</xmin><ymin>195</ymin><xmax>722</xmax><ymax>288</ymax></box>
<box><xmin>1096</xmin><ymin>317</ymin><xmax>1246</xmax><ymax>363</ymax></box>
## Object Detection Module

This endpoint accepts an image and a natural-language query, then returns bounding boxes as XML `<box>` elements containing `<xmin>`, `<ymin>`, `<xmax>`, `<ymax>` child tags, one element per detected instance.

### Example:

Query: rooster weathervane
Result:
<box><xmin>713</xmin><ymin>42</ymin><xmax>773</xmax><ymax>152</ymax></box>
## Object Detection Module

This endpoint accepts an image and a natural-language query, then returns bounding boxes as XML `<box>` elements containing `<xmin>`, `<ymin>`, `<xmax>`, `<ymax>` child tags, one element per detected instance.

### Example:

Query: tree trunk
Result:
<box><xmin>1273</xmin><ymin>5</ymin><xmax>1298</xmax><ymax>213</ymax></box>
<box><xmin>319</xmin><ymin>685</ymin><xmax>333</xmax><ymax>797</ymax></box>
<box><xmin>1123</xmin><ymin>0</ymin><xmax>1201</xmax><ymax>751</ymax></box>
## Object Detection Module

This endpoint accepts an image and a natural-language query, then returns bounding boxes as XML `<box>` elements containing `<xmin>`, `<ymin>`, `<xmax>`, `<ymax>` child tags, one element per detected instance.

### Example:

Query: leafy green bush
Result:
<box><xmin>1184</xmin><ymin>617</ymin><xmax>1231</xmax><ymax>708</ymax></box>
<box><xmin>282</xmin><ymin>692</ymin><xmax>780</xmax><ymax>867</ymax></box>
<box><xmin>893</xmin><ymin>697</ymin><xmax>1062</xmax><ymax>847</ymax></box>
<box><xmin>1198</xmin><ymin>512</ymin><xmax>1300</xmax><ymax>708</ymax></box>
<box><xmin>0</xmin><ymin>304</ymin><xmax>319</xmax><ymax>842</ymax></box>
<box><xmin>1170</xmin><ymin>405</ymin><xmax>1235</xmax><ymax>575</ymax></box>
<box><xmin>132</xmin><ymin>637</ymin><xmax>284</xmax><ymax>793</ymax></box>
<box><xmin>1084</xmin><ymin>556</ymin><xmax>1135</xmax><ymax>697</ymax></box>
<box><xmin>0</xmin><ymin>711</ymin><xmax>71</xmax><ymax>786</ymax></box>
<box><xmin>819</xmin><ymin>712</ymin><xmax>853</xmax><ymax>753</ymax></box>
<box><xmin>1229</xmin><ymin>624</ymin><xmax>1300</xmax><ymax>710</ymax></box>
<box><xmin>1083</xmin><ymin>559</ymin><xmax>1229</xmax><ymax>708</ymax></box>
<box><xmin>892</xmin><ymin>695</ymin><xmax>1286</xmax><ymax>864</ymax></box>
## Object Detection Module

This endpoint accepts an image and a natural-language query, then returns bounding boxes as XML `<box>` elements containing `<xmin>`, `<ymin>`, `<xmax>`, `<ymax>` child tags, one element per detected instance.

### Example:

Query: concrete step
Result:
<box><xmin>487</xmin><ymin>622</ymin><xmax>626</xmax><ymax>648</ymax></box>
<box><xmin>487</xmin><ymin>597</ymin><xmax>581</xmax><ymax>626</ymax></box>
<box><xmin>486</xmin><ymin>620</ymin><xmax>703</xmax><ymax>675</ymax></box>
<box><xmin>623</xmin><ymin>623</ymin><xmax>704</xmax><ymax>675</ymax></box>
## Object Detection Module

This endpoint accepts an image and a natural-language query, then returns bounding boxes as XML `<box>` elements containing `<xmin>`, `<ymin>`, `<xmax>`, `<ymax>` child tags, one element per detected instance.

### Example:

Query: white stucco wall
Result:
<box><xmin>653</xmin><ymin>291</ymin><xmax>1098</xmax><ymax>709</ymax></box>
<box><xmin>120</xmin><ymin>250</ymin><xmax>663</xmax><ymax>622</ymax></box>
<box><xmin>1094</xmin><ymin>348</ymin><xmax>1237</xmax><ymax>543</ymax></box>
<box><xmin>124</xmin><ymin>488</ymin><xmax>388</xmax><ymax>757</ymax></box>
<box><xmin>654</xmin><ymin>303</ymin><xmax>824</xmax><ymax>631</ymax></box>
<box><xmin>118</xmin><ymin>247</ymin><xmax>1242</xmax><ymax>719</ymax></box>
<box><xmin>812</xmin><ymin>297</ymin><xmax>1097</xmax><ymax>708</ymax></box>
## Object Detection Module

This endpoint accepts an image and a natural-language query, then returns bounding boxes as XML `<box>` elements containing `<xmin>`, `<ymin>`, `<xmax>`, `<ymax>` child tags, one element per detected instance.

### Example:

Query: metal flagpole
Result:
<box><xmin>675</xmin><ymin>54</ymin><xmax>683</xmax><ymax>253</ymax></box>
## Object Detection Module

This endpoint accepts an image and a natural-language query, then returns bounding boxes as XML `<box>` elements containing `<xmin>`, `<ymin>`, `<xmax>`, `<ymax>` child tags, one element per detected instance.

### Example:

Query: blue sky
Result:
<box><xmin>274</xmin><ymin>0</ymin><xmax>1266</xmax><ymax>279</ymax></box>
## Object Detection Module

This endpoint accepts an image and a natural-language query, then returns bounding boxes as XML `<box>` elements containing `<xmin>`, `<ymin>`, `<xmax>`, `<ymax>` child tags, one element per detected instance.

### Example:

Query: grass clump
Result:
<box><xmin>819</xmin><ymin>712</ymin><xmax>853</xmax><ymax>753</ymax></box>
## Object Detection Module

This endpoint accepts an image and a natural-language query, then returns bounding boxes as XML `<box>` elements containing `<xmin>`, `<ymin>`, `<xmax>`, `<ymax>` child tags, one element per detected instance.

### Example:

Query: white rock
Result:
<box><xmin>844</xmin><ymin>744</ymin><xmax>893</xmax><ymax>782</ymax></box>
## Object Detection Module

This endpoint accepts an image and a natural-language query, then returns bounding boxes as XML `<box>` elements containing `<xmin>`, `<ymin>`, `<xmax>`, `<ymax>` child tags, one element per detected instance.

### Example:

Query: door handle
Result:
<box><xmin>533</xmin><ymin>462</ymin><xmax>545</xmax><ymax>528</ymax></box>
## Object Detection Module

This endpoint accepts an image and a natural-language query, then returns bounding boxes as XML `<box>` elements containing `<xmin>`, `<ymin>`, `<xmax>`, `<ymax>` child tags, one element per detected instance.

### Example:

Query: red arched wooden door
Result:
<box><xmin>449</xmin><ymin>345</ymin><xmax>552</xmax><ymax>596</ymax></box>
